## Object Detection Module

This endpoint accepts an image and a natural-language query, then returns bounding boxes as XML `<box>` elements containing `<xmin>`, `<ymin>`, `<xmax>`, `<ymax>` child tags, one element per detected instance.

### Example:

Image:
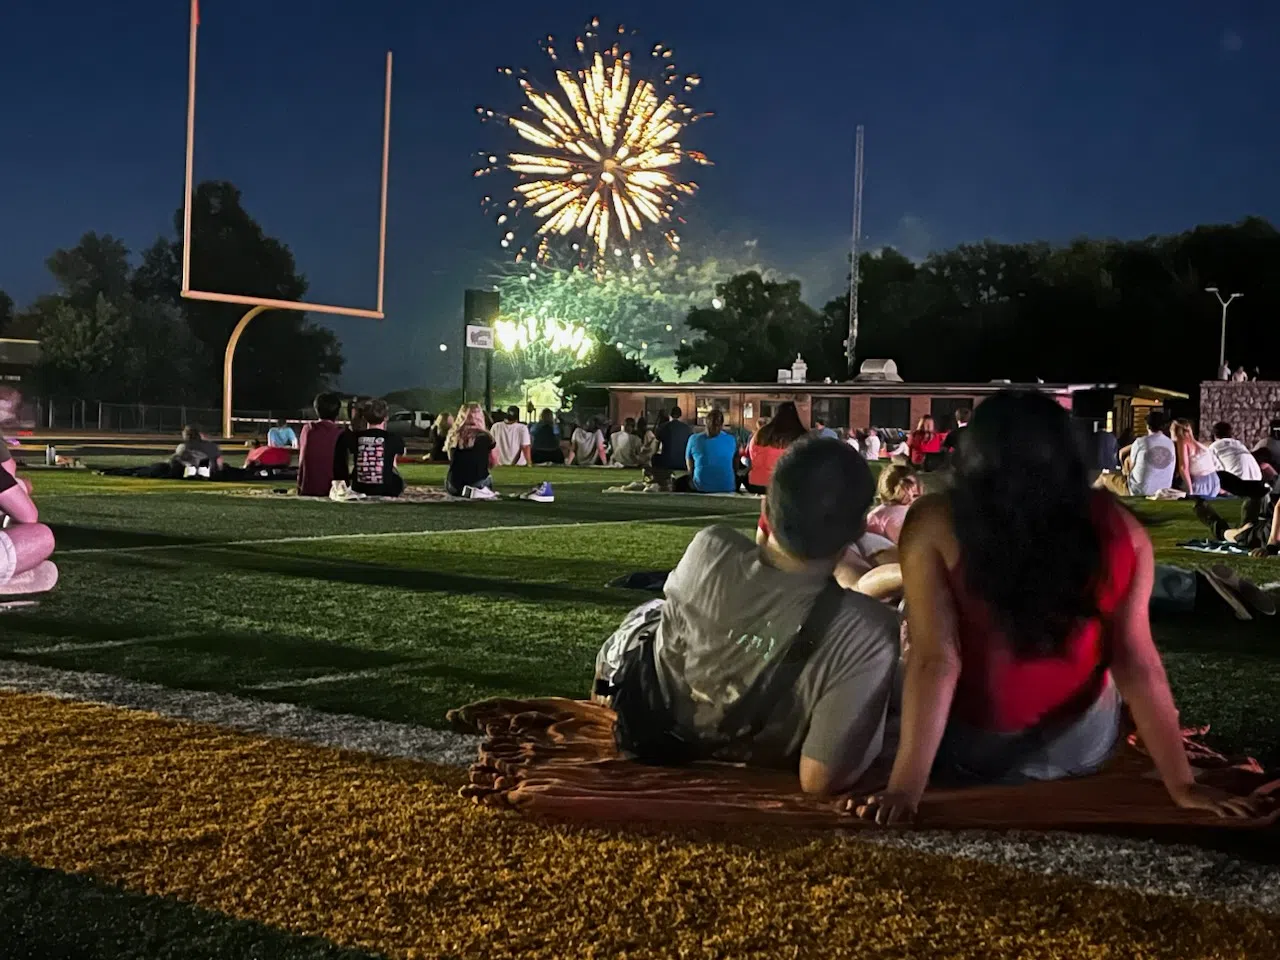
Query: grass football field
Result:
<box><xmin>2</xmin><ymin>463</ymin><xmax>1278</xmax><ymax>958</ymax></box>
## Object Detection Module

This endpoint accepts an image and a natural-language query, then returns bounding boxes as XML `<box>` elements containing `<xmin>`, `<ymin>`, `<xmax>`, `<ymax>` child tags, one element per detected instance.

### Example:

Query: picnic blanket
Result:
<box><xmin>604</xmin><ymin>486</ymin><xmax>762</xmax><ymax>498</ymax></box>
<box><xmin>1178</xmin><ymin>538</ymin><xmax>1253</xmax><ymax>556</ymax></box>
<box><xmin>447</xmin><ymin>697</ymin><xmax>1280</xmax><ymax>838</ymax></box>
<box><xmin>232</xmin><ymin>485</ymin><xmax>453</xmax><ymax>504</ymax></box>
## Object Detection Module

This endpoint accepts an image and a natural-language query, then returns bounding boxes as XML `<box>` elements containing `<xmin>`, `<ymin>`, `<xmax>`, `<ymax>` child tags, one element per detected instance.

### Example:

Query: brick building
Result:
<box><xmin>596</xmin><ymin>362</ymin><xmax>1185</xmax><ymax>440</ymax></box>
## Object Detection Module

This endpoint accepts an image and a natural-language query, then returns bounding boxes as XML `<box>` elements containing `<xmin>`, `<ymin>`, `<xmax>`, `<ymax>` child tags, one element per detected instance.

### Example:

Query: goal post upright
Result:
<box><xmin>179</xmin><ymin>0</ymin><xmax>393</xmax><ymax>438</ymax></box>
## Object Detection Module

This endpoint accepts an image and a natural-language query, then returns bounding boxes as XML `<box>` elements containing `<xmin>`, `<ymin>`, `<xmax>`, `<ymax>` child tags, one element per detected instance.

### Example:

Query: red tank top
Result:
<box><xmin>947</xmin><ymin>492</ymin><xmax>1136</xmax><ymax>732</ymax></box>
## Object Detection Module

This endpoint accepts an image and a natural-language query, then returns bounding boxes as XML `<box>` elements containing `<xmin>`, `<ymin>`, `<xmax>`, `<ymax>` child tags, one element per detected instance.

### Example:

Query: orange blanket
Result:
<box><xmin>448</xmin><ymin>697</ymin><xmax>1280</xmax><ymax>837</ymax></box>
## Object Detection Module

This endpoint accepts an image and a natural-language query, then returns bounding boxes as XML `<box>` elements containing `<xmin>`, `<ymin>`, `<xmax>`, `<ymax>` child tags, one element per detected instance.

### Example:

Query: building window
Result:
<box><xmin>810</xmin><ymin>397</ymin><xmax>849</xmax><ymax>430</ymax></box>
<box><xmin>869</xmin><ymin>397</ymin><xmax>911</xmax><ymax>430</ymax></box>
<box><xmin>695</xmin><ymin>395</ymin><xmax>730</xmax><ymax>425</ymax></box>
<box><xmin>644</xmin><ymin>396</ymin><xmax>679</xmax><ymax>423</ymax></box>
<box><xmin>929</xmin><ymin>397</ymin><xmax>975</xmax><ymax>432</ymax></box>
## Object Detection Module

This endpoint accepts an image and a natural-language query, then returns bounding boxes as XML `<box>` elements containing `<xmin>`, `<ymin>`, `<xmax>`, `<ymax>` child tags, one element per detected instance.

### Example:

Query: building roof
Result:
<box><xmin>589</xmin><ymin>380</ymin><xmax>1188</xmax><ymax>400</ymax></box>
<box><xmin>0</xmin><ymin>339</ymin><xmax>40</xmax><ymax>366</ymax></box>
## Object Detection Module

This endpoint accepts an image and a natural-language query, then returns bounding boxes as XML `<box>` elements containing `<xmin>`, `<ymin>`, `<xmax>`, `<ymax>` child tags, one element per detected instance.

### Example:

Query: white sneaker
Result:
<box><xmin>329</xmin><ymin>481</ymin><xmax>365</xmax><ymax>502</ymax></box>
<box><xmin>0</xmin><ymin>561</ymin><xmax>58</xmax><ymax>596</ymax></box>
<box><xmin>462</xmin><ymin>485</ymin><xmax>498</xmax><ymax>500</ymax></box>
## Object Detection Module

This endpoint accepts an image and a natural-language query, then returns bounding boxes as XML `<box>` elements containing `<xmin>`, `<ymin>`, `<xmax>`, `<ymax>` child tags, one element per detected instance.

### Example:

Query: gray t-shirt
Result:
<box><xmin>1128</xmin><ymin>431</ymin><xmax>1175</xmax><ymax>496</ymax></box>
<box><xmin>174</xmin><ymin>438</ymin><xmax>222</xmax><ymax>467</ymax></box>
<box><xmin>655</xmin><ymin>525</ymin><xmax>900</xmax><ymax>788</ymax></box>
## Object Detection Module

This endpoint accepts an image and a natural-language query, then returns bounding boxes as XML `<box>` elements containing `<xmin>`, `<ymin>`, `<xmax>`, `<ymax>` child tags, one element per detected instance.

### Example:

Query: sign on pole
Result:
<box><xmin>466</xmin><ymin>325</ymin><xmax>495</xmax><ymax>350</ymax></box>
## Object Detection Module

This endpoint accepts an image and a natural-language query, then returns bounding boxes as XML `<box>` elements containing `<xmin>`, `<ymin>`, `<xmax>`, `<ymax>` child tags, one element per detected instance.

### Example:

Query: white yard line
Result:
<box><xmin>247</xmin><ymin>668</ymin><xmax>392</xmax><ymax>691</ymax></box>
<box><xmin>11</xmin><ymin>635</ymin><xmax>177</xmax><ymax>655</ymax></box>
<box><xmin>0</xmin><ymin>658</ymin><xmax>1276</xmax><ymax>914</ymax></box>
<box><xmin>0</xmin><ymin>660</ymin><xmax>480</xmax><ymax>767</ymax></box>
<box><xmin>58</xmin><ymin>511</ymin><xmax>760</xmax><ymax>556</ymax></box>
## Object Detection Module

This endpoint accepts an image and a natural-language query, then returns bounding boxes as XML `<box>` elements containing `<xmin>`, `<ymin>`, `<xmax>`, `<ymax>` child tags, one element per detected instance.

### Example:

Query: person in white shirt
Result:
<box><xmin>1095</xmin><ymin>411</ymin><xmax>1175</xmax><ymax>497</ymax></box>
<box><xmin>862</xmin><ymin>429</ymin><xmax>882</xmax><ymax>461</ymax></box>
<box><xmin>609</xmin><ymin>418</ymin><xmax>644</xmax><ymax>466</ymax></box>
<box><xmin>491</xmin><ymin>406</ymin><xmax>532</xmax><ymax>466</ymax></box>
<box><xmin>571</xmin><ymin>418</ymin><xmax>608</xmax><ymax>466</ymax></box>
<box><xmin>1210</xmin><ymin>422</ymin><xmax>1262</xmax><ymax>484</ymax></box>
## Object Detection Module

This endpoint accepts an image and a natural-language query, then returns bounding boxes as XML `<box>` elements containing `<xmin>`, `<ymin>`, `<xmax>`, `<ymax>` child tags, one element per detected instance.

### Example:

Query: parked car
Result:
<box><xmin>386</xmin><ymin>410</ymin><xmax>432</xmax><ymax>437</ymax></box>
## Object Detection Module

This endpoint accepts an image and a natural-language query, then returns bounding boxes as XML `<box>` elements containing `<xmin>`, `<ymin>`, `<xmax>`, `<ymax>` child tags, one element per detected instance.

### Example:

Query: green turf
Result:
<box><xmin>5</xmin><ymin>464</ymin><xmax>1279</xmax><ymax>763</ymax></box>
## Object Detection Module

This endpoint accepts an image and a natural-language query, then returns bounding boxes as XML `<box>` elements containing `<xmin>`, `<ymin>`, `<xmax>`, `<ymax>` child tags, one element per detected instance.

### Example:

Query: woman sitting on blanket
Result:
<box><xmin>854</xmin><ymin>391</ymin><xmax>1260</xmax><ymax>825</ymax></box>
<box><xmin>444</xmin><ymin>402</ymin><xmax>498</xmax><ymax>497</ymax></box>
<box><xmin>1172</xmin><ymin>419</ymin><xmax>1222</xmax><ymax>499</ymax></box>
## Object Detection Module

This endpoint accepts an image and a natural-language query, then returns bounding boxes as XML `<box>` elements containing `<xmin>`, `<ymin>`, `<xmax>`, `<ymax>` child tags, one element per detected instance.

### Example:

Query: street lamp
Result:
<box><xmin>1205</xmin><ymin>287</ymin><xmax>1243</xmax><ymax>372</ymax></box>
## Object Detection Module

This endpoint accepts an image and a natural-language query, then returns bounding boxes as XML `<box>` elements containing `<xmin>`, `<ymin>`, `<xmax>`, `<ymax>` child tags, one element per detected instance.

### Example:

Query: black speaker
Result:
<box><xmin>464</xmin><ymin>289</ymin><xmax>499</xmax><ymax>325</ymax></box>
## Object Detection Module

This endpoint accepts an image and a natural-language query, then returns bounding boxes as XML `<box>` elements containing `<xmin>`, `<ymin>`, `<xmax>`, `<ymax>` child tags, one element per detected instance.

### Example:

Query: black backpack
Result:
<box><xmin>606</xmin><ymin>579</ymin><xmax>847</xmax><ymax>765</ymax></box>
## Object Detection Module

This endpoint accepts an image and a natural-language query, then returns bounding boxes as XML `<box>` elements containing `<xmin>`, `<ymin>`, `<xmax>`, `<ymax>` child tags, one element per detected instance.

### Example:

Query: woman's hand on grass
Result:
<box><xmin>1168</xmin><ymin>782</ymin><xmax>1264</xmax><ymax>819</ymax></box>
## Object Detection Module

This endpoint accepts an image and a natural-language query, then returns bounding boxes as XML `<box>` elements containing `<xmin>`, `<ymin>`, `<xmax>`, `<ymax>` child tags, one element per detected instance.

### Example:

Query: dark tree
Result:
<box><xmin>556</xmin><ymin>342</ymin><xmax>656</xmax><ymax>408</ymax></box>
<box><xmin>147</xmin><ymin>181</ymin><xmax>345</xmax><ymax>410</ymax></box>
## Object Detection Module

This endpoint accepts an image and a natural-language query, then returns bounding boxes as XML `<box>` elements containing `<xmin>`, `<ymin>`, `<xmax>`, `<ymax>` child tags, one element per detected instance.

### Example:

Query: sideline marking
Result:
<box><xmin>59</xmin><ymin>511</ymin><xmax>761</xmax><ymax>557</ymax></box>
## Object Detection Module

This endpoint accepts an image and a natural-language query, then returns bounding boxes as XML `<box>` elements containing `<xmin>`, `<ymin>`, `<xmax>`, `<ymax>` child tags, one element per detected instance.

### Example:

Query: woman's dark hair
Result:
<box><xmin>950</xmin><ymin>391</ymin><xmax>1101</xmax><ymax>658</ymax></box>
<box><xmin>753</xmin><ymin>401</ymin><xmax>807</xmax><ymax>448</ymax></box>
<box><xmin>539</xmin><ymin>408</ymin><xmax>555</xmax><ymax>426</ymax></box>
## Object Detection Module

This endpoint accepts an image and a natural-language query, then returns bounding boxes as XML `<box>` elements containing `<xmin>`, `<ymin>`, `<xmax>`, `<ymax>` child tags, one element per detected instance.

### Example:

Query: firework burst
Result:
<box><xmin>477</xmin><ymin>19</ymin><xmax>711</xmax><ymax>264</ymax></box>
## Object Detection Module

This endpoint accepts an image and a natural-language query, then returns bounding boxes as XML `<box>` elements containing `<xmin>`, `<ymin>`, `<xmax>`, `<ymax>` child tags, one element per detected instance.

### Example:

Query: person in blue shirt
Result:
<box><xmin>267</xmin><ymin>418</ymin><xmax>299</xmax><ymax>449</ymax></box>
<box><xmin>812</xmin><ymin>416</ymin><xmax>839</xmax><ymax>441</ymax></box>
<box><xmin>683</xmin><ymin>407</ymin><xmax>738</xmax><ymax>493</ymax></box>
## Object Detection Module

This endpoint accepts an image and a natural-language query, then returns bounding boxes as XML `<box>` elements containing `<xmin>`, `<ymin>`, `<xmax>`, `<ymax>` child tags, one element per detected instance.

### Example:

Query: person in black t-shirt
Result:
<box><xmin>445</xmin><ymin>402</ymin><xmax>498</xmax><ymax>496</ymax></box>
<box><xmin>349</xmin><ymin>399</ymin><xmax>406</xmax><ymax>497</ymax></box>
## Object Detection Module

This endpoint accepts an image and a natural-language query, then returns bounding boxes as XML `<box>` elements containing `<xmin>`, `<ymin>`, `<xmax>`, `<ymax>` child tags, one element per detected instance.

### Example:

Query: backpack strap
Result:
<box><xmin>720</xmin><ymin>577</ymin><xmax>847</xmax><ymax>745</ymax></box>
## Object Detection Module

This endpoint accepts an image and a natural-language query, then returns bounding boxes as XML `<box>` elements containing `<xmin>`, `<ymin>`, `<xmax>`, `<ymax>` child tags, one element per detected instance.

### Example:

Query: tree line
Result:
<box><xmin>674</xmin><ymin>217</ymin><xmax>1279</xmax><ymax>397</ymax></box>
<box><xmin>0</xmin><ymin>182</ymin><xmax>342</xmax><ymax>411</ymax></box>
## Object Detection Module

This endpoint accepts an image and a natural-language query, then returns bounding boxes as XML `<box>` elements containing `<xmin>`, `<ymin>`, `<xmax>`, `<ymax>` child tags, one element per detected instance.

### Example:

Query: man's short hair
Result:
<box><xmin>506</xmin><ymin>405</ymin><xmax>520</xmax><ymax>422</ymax></box>
<box><xmin>276</xmin><ymin>417</ymin><xmax>288</xmax><ymax>427</ymax></box>
<box><xmin>314</xmin><ymin>393</ymin><xmax>342</xmax><ymax>421</ymax></box>
<box><xmin>364</xmin><ymin>399</ymin><xmax>389</xmax><ymax>425</ymax></box>
<box><xmin>1212</xmin><ymin>421</ymin><xmax>1233</xmax><ymax>440</ymax></box>
<box><xmin>670</xmin><ymin>406</ymin><xmax>682</xmax><ymax>420</ymax></box>
<box><xmin>765</xmin><ymin>438</ymin><xmax>875</xmax><ymax>560</ymax></box>
<box><xmin>1146</xmin><ymin>410</ymin><xmax>1168</xmax><ymax>433</ymax></box>
<box><xmin>955</xmin><ymin>407</ymin><xmax>972</xmax><ymax>423</ymax></box>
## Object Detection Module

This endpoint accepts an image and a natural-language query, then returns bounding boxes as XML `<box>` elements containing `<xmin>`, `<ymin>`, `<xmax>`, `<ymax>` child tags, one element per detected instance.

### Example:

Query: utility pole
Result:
<box><xmin>846</xmin><ymin>125</ymin><xmax>865</xmax><ymax>379</ymax></box>
<box><xmin>1205</xmin><ymin>286</ymin><xmax>1243</xmax><ymax>373</ymax></box>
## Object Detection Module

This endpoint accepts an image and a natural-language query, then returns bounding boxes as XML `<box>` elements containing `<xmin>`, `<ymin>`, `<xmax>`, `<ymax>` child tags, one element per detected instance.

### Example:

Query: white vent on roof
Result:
<box><xmin>854</xmin><ymin>359</ymin><xmax>903</xmax><ymax>383</ymax></box>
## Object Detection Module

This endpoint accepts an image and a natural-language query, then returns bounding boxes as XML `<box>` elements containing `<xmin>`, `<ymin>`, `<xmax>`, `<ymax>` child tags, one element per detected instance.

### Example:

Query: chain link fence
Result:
<box><xmin>17</xmin><ymin>397</ymin><xmax>281</xmax><ymax>436</ymax></box>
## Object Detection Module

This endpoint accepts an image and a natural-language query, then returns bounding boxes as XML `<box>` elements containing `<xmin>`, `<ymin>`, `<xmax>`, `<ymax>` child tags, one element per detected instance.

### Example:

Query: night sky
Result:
<box><xmin>1</xmin><ymin>0</ymin><xmax>1275</xmax><ymax>393</ymax></box>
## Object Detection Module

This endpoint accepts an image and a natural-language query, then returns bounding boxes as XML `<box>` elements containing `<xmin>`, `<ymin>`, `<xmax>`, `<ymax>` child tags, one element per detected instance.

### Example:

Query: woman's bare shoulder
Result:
<box><xmin>899</xmin><ymin>493</ymin><xmax>954</xmax><ymax>545</ymax></box>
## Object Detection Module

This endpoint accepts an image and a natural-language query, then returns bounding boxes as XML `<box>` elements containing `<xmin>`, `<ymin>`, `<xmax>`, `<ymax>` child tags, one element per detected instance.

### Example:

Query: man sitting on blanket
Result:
<box><xmin>644</xmin><ymin>438</ymin><xmax>901</xmax><ymax>795</ymax></box>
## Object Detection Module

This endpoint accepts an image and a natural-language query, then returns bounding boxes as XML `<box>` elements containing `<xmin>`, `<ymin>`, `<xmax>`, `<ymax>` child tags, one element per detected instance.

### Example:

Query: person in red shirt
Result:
<box><xmin>244</xmin><ymin>439</ymin><xmax>292</xmax><ymax>470</ymax></box>
<box><xmin>855</xmin><ymin>391</ymin><xmax>1261</xmax><ymax>825</ymax></box>
<box><xmin>297</xmin><ymin>393</ymin><xmax>350</xmax><ymax>497</ymax></box>
<box><xmin>906</xmin><ymin>415</ymin><xmax>942</xmax><ymax>467</ymax></box>
<box><xmin>745</xmin><ymin>402</ymin><xmax>807</xmax><ymax>494</ymax></box>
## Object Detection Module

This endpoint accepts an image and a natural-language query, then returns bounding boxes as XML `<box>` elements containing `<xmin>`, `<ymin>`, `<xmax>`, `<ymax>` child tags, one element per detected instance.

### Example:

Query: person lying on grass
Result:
<box><xmin>603</xmin><ymin>438</ymin><xmax>901</xmax><ymax>796</ymax></box>
<box><xmin>853</xmin><ymin>391</ymin><xmax>1263</xmax><ymax>825</ymax></box>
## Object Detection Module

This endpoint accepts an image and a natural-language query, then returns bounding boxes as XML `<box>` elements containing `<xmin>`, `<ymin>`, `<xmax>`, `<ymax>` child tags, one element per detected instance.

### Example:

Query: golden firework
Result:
<box><xmin>478</xmin><ymin>20</ymin><xmax>711</xmax><ymax>262</ymax></box>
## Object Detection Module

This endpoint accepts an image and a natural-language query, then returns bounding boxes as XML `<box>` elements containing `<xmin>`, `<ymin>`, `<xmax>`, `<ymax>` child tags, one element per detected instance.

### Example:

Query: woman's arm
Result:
<box><xmin>854</xmin><ymin>499</ymin><xmax>961</xmax><ymax>823</ymax></box>
<box><xmin>1109</xmin><ymin>512</ymin><xmax>1259</xmax><ymax>817</ymax></box>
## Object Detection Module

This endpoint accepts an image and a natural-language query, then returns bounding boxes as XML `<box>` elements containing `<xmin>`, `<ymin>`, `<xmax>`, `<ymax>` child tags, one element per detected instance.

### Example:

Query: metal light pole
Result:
<box><xmin>1205</xmin><ymin>286</ymin><xmax>1243</xmax><ymax>372</ymax></box>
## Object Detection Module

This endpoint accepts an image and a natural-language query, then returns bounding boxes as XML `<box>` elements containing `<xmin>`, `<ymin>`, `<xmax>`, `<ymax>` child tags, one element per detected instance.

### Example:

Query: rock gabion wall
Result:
<box><xmin>1199</xmin><ymin>381</ymin><xmax>1280</xmax><ymax>447</ymax></box>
